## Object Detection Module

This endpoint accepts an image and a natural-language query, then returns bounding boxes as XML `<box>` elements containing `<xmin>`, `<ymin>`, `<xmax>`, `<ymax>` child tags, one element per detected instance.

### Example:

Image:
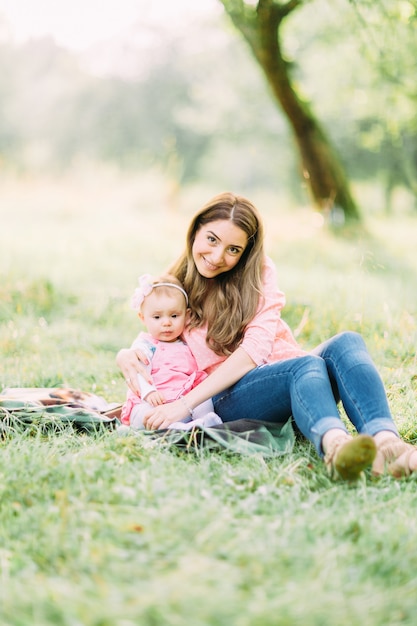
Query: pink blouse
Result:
<box><xmin>183</xmin><ymin>256</ymin><xmax>307</xmax><ymax>374</ymax></box>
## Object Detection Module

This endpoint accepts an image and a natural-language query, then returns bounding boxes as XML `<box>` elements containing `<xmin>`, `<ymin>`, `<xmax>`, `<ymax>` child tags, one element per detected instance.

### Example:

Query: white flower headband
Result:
<box><xmin>131</xmin><ymin>273</ymin><xmax>188</xmax><ymax>312</ymax></box>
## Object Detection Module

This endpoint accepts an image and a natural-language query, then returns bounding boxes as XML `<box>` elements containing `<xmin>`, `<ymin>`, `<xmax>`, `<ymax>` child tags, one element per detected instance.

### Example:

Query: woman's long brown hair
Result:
<box><xmin>169</xmin><ymin>192</ymin><xmax>265</xmax><ymax>356</ymax></box>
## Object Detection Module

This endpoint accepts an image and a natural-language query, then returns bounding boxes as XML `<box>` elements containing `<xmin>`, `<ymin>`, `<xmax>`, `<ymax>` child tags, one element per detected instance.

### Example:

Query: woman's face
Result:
<box><xmin>192</xmin><ymin>219</ymin><xmax>248</xmax><ymax>278</ymax></box>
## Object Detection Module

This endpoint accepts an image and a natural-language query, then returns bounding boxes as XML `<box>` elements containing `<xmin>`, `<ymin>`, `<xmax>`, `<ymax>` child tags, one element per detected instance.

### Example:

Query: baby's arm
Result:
<box><xmin>130</xmin><ymin>336</ymin><xmax>165</xmax><ymax>402</ymax></box>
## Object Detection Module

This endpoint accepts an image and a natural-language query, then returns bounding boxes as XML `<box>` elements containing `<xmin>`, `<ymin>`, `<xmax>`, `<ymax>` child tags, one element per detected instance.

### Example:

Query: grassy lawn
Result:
<box><xmin>1</xmin><ymin>170</ymin><xmax>417</xmax><ymax>625</ymax></box>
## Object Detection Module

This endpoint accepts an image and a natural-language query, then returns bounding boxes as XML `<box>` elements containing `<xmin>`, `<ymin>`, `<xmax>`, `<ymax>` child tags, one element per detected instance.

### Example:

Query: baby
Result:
<box><xmin>120</xmin><ymin>273</ymin><xmax>222</xmax><ymax>431</ymax></box>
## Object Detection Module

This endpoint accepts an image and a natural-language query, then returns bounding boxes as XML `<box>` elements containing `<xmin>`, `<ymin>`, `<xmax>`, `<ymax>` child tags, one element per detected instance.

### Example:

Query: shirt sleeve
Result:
<box><xmin>239</xmin><ymin>257</ymin><xmax>296</xmax><ymax>365</ymax></box>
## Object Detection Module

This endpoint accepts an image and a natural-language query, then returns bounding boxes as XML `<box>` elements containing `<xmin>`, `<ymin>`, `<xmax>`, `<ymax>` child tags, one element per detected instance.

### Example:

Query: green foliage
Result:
<box><xmin>286</xmin><ymin>0</ymin><xmax>417</xmax><ymax>206</ymax></box>
<box><xmin>0</xmin><ymin>26</ymin><xmax>291</xmax><ymax>193</ymax></box>
<box><xmin>0</xmin><ymin>2</ymin><xmax>416</xmax><ymax>210</ymax></box>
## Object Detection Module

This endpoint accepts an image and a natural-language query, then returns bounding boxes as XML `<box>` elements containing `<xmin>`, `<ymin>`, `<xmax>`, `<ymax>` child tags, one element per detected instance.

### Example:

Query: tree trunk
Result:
<box><xmin>220</xmin><ymin>0</ymin><xmax>361</xmax><ymax>222</ymax></box>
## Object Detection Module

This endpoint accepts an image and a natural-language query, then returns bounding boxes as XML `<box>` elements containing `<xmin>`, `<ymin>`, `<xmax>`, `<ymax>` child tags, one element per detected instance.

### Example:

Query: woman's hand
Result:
<box><xmin>116</xmin><ymin>348</ymin><xmax>152</xmax><ymax>395</ymax></box>
<box><xmin>143</xmin><ymin>399</ymin><xmax>189</xmax><ymax>430</ymax></box>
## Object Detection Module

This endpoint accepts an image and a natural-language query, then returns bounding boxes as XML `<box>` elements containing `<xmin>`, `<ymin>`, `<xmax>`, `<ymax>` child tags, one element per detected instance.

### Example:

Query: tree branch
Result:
<box><xmin>257</xmin><ymin>0</ymin><xmax>305</xmax><ymax>21</ymax></box>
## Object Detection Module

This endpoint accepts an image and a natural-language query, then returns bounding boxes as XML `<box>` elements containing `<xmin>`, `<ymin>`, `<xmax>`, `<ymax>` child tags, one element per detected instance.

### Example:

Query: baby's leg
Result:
<box><xmin>191</xmin><ymin>398</ymin><xmax>215</xmax><ymax>420</ymax></box>
<box><xmin>130</xmin><ymin>402</ymin><xmax>153</xmax><ymax>429</ymax></box>
<box><xmin>168</xmin><ymin>398</ymin><xmax>222</xmax><ymax>430</ymax></box>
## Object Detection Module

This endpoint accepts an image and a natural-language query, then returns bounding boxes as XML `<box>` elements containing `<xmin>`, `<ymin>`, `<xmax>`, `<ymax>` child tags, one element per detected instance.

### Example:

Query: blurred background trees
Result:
<box><xmin>220</xmin><ymin>0</ymin><xmax>361</xmax><ymax>222</ymax></box>
<box><xmin>0</xmin><ymin>0</ymin><xmax>416</xmax><ymax>219</ymax></box>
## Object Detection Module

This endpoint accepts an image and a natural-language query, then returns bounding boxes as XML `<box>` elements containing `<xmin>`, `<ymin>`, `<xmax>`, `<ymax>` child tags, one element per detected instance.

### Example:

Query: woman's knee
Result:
<box><xmin>318</xmin><ymin>331</ymin><xmax>367</xmax><ymax>358</ymax></box>
<box><xmin>294</xmin><ymin>354</ymin><xmax>327</xmax><ymax>376</ymax></box>
<box><xmin>334</xmin><ymin>330</ymin><xmax>366</xmax><ymax>349</ymax></box>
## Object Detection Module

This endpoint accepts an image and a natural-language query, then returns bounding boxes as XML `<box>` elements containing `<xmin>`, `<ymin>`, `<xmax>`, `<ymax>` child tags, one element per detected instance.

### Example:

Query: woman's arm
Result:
<box><xmin>143</xmin><ymin>346</ymin><xmax>256</xmax><ymax>430</ymax></box>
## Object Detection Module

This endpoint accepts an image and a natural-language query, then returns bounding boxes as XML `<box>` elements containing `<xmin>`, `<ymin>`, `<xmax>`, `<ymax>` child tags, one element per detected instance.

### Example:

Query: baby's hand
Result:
<box><xmin>145</xmin><ymin>390</ymin><xmax>165</xmax><ymax>407</ymax></box>
<box><xmin>143</xmin><ymin>399</ymin><xmax>188</xmax><ymax>430</ymax></box>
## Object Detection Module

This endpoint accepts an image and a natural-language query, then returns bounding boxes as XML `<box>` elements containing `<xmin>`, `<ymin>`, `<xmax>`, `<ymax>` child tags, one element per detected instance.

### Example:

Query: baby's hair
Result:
<box><xmin>151</xmin><ymin>274</ymin><xmax>188</xmax><ymax>304</ymax></box>
<box><xmin>131</xmin><ymin>273</ymin><xmax>188</xmax><ymax>312</ymax></box>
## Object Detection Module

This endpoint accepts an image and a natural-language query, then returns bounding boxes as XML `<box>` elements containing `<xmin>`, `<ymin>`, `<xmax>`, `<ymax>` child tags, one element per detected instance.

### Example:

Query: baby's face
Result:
<box><xmin>140</xmin><ymin>291</ymin><xmax>187</xmax><ymax>342</ymax></box>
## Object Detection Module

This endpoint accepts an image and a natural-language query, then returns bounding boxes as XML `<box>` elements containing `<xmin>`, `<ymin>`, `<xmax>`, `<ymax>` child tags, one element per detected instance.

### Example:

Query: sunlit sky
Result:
<box><xmin>0</xmin><ymin>0</ymin><xmax>219</xmax><ymax>50</ymax></box>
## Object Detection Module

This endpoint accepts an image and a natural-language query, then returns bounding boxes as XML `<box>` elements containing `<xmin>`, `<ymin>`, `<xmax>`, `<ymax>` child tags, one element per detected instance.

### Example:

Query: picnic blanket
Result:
<box><xmin>139</xmin><ymin>418</ymin><xmax>295</xmax><ymax>457</ymax></box>
<box><xmin>0</xmin><ymin>387</ymin><xmax>295</xmax><ymax>456</ymax></box>
<box><xmin>0</xmin><ymin>387</ymin><xmax>121</xmax><ymax>432</ymax></box>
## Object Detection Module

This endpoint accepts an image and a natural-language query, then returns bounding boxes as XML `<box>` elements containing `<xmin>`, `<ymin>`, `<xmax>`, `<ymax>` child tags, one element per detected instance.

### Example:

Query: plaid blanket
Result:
<box><xmin>0</xmin><ymin>387</ymin><xmax>121</xmax><ymax>432</ymax></box>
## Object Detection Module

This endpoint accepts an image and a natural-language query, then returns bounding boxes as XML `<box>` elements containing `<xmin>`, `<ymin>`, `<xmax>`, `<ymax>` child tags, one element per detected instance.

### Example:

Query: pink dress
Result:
<box><xmin>120</xmin><ymin>333</ymin><xmax>207</xmax><ymax>425</ymax></box>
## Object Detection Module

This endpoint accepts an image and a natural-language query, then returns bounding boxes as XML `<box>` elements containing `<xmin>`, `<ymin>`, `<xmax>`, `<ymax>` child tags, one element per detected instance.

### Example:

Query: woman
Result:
<box><xmin>117</xmin><ymin>192</ymin><xmax>417</xmax><ymax>479</ymax></box>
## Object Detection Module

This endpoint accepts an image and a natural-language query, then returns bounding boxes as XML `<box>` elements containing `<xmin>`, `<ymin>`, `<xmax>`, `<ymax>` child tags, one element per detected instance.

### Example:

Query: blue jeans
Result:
<box><xmin>213</xmin><ymin>331</ymin><xmax>399</xmax><ymax>456</ymax></box>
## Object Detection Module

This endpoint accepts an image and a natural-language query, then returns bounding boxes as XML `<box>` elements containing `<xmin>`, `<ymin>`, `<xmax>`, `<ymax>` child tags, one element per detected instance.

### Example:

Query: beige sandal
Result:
<box><xmin>372</xmin><ymin>435</ymin><xmax>417</xmax><ymax>478</ymax></box>
<box><xmin>324</xmin><ymin>434</ymin><xmax>377</xmax><ymax>481</ymax></box>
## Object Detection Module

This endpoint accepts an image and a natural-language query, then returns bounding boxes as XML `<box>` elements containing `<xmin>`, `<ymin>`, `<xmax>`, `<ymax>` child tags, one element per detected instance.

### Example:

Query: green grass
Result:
<box><xmin>1</xmin><ymin>169</ymin><xmax>417</xmax><ymax>625</ymax></box>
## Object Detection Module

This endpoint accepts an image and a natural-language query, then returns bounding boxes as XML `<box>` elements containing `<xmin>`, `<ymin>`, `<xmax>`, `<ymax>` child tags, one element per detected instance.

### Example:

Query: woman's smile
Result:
<box><xmin>192</xmin><ymin>219</ymin><xmax>248</xmax><ymax>278</ymax></box>
<box><xmin>202</xmin><ymin>255</ymin><xmax>221</xmax><ymax>271</ymax></box>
